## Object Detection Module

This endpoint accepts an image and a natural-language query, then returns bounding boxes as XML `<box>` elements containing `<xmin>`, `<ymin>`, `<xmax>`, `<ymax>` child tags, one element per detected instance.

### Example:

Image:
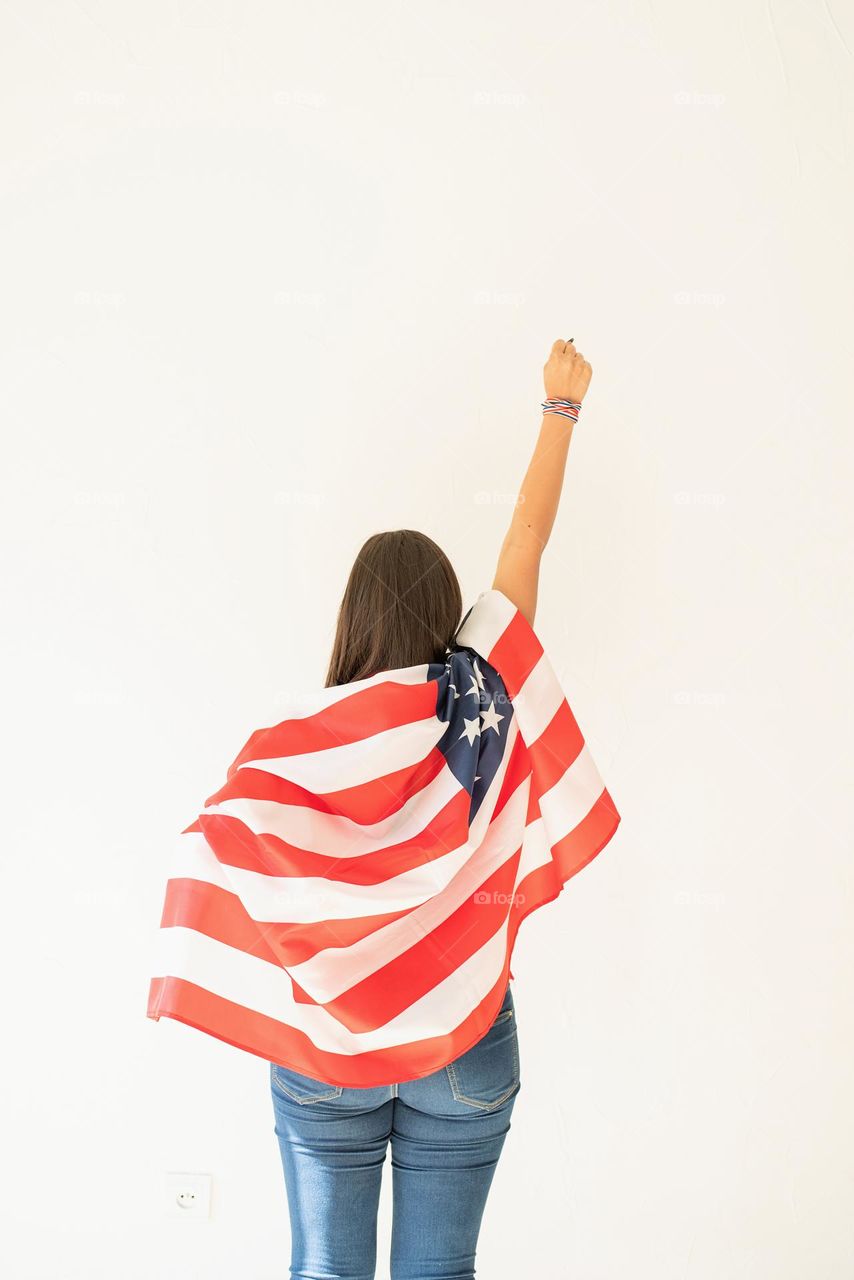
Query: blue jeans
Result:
<box><xmin>270</xmin><ymin>983</ymin><xmax>521</xmax><ymax>1280</ymax></box>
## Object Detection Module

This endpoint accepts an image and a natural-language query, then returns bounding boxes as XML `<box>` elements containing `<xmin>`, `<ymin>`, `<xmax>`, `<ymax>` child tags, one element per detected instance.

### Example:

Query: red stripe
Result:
<box><xmin>551</xmin><ymin>788</ymin><xmax>620</xmax><ymax>883</ymax></box>
<box><xmin>479</xmin><ymin>731</ymin><xmax>532</xmax><ymax>826</ymax></box>
<box><xmin>526</xmin><ymin>699</ymin><xmax>585</xmax><ymax>789</ymax></box>
<box><xmin>147</xmin><ymin>967</ymin><xmax>512</xmax><ymax>1088</ymax></box>
<box><xmin>196</xmin><ymin>731</ymin><xmax>531</xmax><ymax>887</ymax></box>
<box><xmin>315</xmin><ymin>850</ymin><xmax>523</xmax><ymax>1033</ymax></box>
<box><xmin>512</xmin><ymin>789</ymin><xmax>621</xmax><ymax>917</ymax></box>
<box><xmin>167</xmin><ymin>781</ymin><xmax>617</xmax><ymax>983</ymax></box>
<box><xmin>149</xmin><ymin>597</ymin><xmax>622</xmax><ymax>1087</ymax></box>
<box><xmin>163</xmin><ymin>746</ymin><xmax>533</xmax><ymax>976</ymax></box>
<box><xmin>160</xmin><ymin>876</ymin><xmax>415</xmax><ymax>966</ymax></box>
<box><xmin>208</xmin><ymin>744</ymin><xmax>448</xmax><ymax>827</ymax></box>
<box><xmin>197</xmin><ymin>785</ymin><xmax>471</xmax><ymax>885</ymax></box>
<box><xmin>226</xmin><ymin>678</ymin><xmax>440</xmax><ymax>777</ymax></box>
<box><xmin>486</xmin><ymin>611</ymin><xmax>543</xmax><ymax>697</ymax></box>
<box><xmin>146</xmin><ymin>793</ymin><xmax>620</xmax><ymax>1088</ymax></box>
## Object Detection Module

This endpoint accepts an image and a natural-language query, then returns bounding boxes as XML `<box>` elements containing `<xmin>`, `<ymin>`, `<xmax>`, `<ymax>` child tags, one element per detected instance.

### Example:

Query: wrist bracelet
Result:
<box><xmin>542</xmin><ymin>397</ymin><xmax>582</xmax><ymax>422</ymax></box>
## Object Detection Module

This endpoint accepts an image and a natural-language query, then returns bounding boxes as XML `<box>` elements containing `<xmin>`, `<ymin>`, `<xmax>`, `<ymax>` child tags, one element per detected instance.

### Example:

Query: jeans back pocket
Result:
<box><xmin>445</xmin><ymin>987</ymin><xmax>520</xmax><ymax>1110</ymax></box>
<box><xmin>270</xmin><ymin>1062</ymin><xmax>344</xmax><ymax>1105</ymax></box>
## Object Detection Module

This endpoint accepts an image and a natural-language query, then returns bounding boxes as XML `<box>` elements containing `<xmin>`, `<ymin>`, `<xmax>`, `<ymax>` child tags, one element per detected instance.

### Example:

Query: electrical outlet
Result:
<box><xmin>164</xmin><ymin>1172</ymin><xmax>211</xmax><ymax>1220</ymax></box>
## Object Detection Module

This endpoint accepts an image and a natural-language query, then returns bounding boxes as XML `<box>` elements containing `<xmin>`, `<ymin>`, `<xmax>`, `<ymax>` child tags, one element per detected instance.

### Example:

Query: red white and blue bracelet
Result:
<box><xmin>541</xmin><ymin>397</ymin><xmax>582</xmax><ymax>422</ymax></box>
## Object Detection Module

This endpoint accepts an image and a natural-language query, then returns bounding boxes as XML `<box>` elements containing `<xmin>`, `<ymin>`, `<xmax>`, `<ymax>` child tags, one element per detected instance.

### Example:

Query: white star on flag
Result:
<box><xmin>459</xmin><ymin>716</ymin><xmax>481</xmax><ymax>745</ymax></box>
<box><xmin>479</xmin><ymin>700</ymin><xmax>504</xmax><ymax>735</ymax></box>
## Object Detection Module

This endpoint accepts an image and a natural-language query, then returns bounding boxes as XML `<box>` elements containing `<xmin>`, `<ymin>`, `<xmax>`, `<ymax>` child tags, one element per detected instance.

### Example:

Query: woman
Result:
<box><xmin>148</xmin><ymin>338</ymin><xmax>619</xmax><ymax>1279</ymax></box>
<box><xmin>268</xmin><ymin>339</ymin><xmax>605</xmax><ymax>1279</ymax></box>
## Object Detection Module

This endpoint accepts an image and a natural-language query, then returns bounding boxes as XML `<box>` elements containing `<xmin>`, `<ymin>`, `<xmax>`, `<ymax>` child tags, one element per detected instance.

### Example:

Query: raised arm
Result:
<box><xmin>492</xmin><ymin>338</ymin><xmax>593</xmax><ymax>625</ymax></box>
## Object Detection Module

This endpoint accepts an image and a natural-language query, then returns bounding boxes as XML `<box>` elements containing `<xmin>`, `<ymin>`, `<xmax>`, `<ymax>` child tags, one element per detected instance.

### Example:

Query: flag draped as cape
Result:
<box><xmin>147</xmin><ymin>588</ymin><xmax>620</xmax><ymax>1086</ymax></box>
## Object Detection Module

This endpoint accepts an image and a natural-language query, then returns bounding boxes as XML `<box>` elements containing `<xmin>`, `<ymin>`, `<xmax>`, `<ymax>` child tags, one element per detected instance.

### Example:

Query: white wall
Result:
<box><xmin>2</xmin><ymin>2</ymin><xmax>852</xmax><ymax>1276</ymax></box>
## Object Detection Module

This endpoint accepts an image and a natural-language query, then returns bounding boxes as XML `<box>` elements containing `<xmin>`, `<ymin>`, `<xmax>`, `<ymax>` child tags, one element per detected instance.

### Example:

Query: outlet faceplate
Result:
<box><xmin>164</xmin><ymin>1172</ymin><xmax>212</xmax><ymax>1220</ymax></box>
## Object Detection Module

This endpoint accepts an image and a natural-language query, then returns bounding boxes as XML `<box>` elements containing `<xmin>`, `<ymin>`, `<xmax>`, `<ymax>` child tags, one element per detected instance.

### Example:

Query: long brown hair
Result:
<box><xmin>325</xmin><ymin>530</ymin><xmax>463</xmax><ymax>687</ymax></box>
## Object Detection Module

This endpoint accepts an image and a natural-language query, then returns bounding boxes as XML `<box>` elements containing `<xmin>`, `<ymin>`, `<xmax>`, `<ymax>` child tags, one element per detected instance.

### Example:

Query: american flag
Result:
<box><xmin>147</xmin><ymin>588</ymin><xmax>620</xmax><ymax>1086</ymax></box>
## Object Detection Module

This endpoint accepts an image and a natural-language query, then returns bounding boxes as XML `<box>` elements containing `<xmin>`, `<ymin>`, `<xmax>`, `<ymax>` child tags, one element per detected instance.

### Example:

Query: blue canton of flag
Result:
<box><xmin>430</xmin><ymin>648</ymin><xmax>514</xmax><ymax>821</ymax></box>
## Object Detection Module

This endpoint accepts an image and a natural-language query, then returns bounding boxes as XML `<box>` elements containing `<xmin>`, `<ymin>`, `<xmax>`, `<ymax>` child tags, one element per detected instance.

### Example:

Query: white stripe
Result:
<box><xmin>174</xmin><ymin>721</ymin><xmax>520</xmax><ymax>927</ymax></box>
<box><xmin>539</xmin><ymin>744</ymin><xmax>605</xmax><ymax>845</ymax></box>
<box><xmin>516</xmin><ymin>748</ymin><xmax>605</xmax><ymax>882</ymax></box>
<box><xmin>172</xmin><ymin>824</ymin><xmax>478</xmax><ymax>923</ymax></box>
<box><xmin>270</xmin><ymin>664</ymin><xmax>436</xmax><ymax>719</ymax></box>
<box><xmin>239</xmin><ymin>713</ymin><xmax>444</xmax><ymax>792</ymax></box>
<box><xmin>517</xmin><ymin>813</ymin><xmax>550</xmax><ymax>880</ymax></box>
<box><xmin>288</xmin><ymin>731</ymin><xmax>527</xmax><ymax>1002</ymax></box>
<box><xmin>204</xmin><ymin>761</ymin><xmax>462</xmax><ymax>858</ymax></box>
<box><xmin>457</xmin><ymin>594</ymin><xmax>572</xmax><ymax>754</ymax></box>
<box><xmin>153</xmin><ymin>919</ymin><xmax>511</xmax><ymax>1055</ymax></box>
<box><xmin>511</xmin><ymin>649</ymin><xmax>564</xmax><ymax>743</ymax></box>
<box><xmin>455</xmin><ymin>589</ymin><xmax>516</xmax><ymax>661</ymax></box>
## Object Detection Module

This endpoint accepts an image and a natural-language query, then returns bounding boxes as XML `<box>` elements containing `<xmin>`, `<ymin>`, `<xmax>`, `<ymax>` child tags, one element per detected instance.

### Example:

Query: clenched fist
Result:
<box><xmin>543</xmin><ymin>338</ymin><xmax>592</xmax><ymax>403</ymax></box>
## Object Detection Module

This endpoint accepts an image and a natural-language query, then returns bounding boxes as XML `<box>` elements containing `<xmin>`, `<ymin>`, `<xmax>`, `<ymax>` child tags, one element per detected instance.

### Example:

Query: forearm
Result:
<box><xmin>505</xmin><ymin>412</ymin><xmax>575</xmax><ymax>555</ymax></box>
<box><xmin>493</xmin><ymin>338</ymin><xmax>591</xmax><ymax>625</ymax></box>
<box><xmin>492</xmin><ymin>414</ymin><xmax>574</xmax><ymax>624</ymax></box>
